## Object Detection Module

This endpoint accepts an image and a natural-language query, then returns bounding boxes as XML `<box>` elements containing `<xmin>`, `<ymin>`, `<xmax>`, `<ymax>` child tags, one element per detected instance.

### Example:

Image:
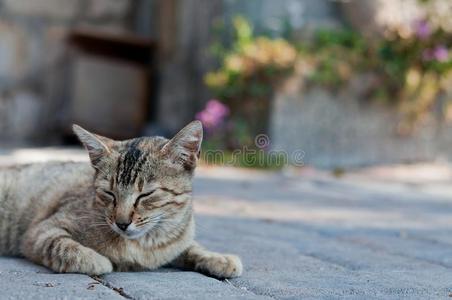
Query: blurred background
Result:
<box><xmin>0</xmin><ymin>0</ymin><xmax>452</xmax><ymax>170</ymax></box>
<box><xmin>3</xmin><ymin>2</ymin><xmax>452</xmax><ymax>297</ymax></box>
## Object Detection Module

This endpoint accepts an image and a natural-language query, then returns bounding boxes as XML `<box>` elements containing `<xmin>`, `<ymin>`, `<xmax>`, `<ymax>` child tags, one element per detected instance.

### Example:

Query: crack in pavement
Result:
<box><xmin>90</xmin><ymin>275</ymin><xmax>135</xmax><ymax>299</ymax></box>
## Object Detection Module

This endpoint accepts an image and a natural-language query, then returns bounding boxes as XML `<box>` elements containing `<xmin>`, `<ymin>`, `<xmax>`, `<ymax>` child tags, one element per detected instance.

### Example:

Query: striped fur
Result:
<box><xmin>0</xmin><ymin>121</ymin><xmax>242</xmax><ymax>277</ymax></box>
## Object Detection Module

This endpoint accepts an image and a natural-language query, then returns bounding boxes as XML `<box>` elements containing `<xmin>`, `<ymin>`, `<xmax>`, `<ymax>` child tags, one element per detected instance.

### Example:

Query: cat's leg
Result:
<box><xmin>172</xmin><ymin>241</ymin><xmax>243</xmax><ymax>278</ymax></box>
<box><xmin>21</xmin><ymin>219</ymin><xmax>113</xmax><ymax>275</ymax></box>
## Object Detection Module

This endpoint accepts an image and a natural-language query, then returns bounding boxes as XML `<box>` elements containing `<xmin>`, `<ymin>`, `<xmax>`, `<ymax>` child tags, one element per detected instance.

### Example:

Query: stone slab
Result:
<box><xmin>0</xmin><ymin>154</ymin><xmax>452</xmax><ymax>299</ymax></box>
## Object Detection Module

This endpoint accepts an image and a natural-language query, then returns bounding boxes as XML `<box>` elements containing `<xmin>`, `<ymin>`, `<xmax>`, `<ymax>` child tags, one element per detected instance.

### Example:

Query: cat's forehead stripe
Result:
<box><xmin>116</xmin><ymin>139</ymin><xmax>148</xmax><ymax>186</ymax></box>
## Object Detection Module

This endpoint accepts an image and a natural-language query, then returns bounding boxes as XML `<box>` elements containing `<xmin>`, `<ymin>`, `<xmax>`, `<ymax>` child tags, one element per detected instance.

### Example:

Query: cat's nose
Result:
<box><xmin>116</xmin><ymin>222</ymin><xmax>131</xmax><ymax>231</ymax></box>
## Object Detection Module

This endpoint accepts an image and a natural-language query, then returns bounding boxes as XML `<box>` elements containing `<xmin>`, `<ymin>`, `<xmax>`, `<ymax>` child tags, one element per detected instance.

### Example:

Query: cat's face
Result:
<box><xmin>73</xmin><ymin>121</ymin><xmax>203</xmax><ymax>239</ymax></box>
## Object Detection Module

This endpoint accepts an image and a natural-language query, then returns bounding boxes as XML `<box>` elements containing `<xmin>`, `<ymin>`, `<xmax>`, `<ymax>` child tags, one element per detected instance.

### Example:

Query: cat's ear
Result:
<box><xmin>72</xmin><ymin>124</ymin><xmax>114</xmax><ymax>168</ymax></box>
<box><xmin>161</xmin><ymin>121</ymin><xmax>203</xmax><ymax>170</ymax></box>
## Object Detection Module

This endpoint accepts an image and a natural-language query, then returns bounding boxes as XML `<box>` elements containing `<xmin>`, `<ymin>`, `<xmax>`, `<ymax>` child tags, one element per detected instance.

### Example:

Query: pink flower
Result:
<box><xmin>433</xmin><ymin>45</ymin><xmax>448</xmax><ymax>62</ymax></box>
<box><xmin>196</xmin><ymin>100</ymin><xmax>230</xmax><ymax>133</ymax></box>
<box><xmin>422</xmin><ymin>45</ymin><xmax>449</xmax><ymax>62</ymax></box>
<box><xmin>414</xmin><ymin>19</ymin><xmax>431</xmax><ymax>40</ymax></box>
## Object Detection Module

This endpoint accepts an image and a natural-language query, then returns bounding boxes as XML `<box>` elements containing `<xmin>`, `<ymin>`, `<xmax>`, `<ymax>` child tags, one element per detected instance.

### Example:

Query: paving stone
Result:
<box><xmin>196</xmin><ymin>216</ymin><xmax>452</xmax><ymax>299</ymax></box>
<box><xmin>0</xmin><ymin>258</ymin><xmax>123</xmax><ymax>300</ymax></box>
<box><xmin>1</xmin><ymin>154</ymin><xmax>452</xmax><ymax>299</ymax></box>
<box><xmin>103</xmin><ymin>270</ymin><xmax>269</xmax><ymax>300</ymax></box>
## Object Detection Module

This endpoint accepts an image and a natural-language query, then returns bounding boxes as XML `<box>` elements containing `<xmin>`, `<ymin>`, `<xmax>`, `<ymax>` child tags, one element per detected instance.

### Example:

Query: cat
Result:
<box><xmin>0</xmin><ymin>121</ymin><xmax>242</xmax><ymax>278</ymax></box>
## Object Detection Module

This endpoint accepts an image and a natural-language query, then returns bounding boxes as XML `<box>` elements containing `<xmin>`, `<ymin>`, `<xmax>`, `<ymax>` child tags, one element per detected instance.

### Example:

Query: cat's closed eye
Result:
<box><xmin>134</xmin><ymin>190</ymin><xmax>156</xmax><ymax>207</ymax></box>
<box><xmin>97</xmin><ymin>189</ymin><xmax>116</xmax><ymax>204</ymax></box>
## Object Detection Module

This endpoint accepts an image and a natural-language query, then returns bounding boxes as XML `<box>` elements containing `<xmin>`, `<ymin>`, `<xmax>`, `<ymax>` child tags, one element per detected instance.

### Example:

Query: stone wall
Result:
<box><xmin>268</xmin><ymin>0</ymin><xmax>452</xmax><ymax>168</ymax></box>
<box><xmin>270</xmin><ymin>75</ymin><xmax>452</xmax><ymax>168</ymax></box>
<box><xmin>0</xmin><ymin>0</ymin><xmax>136</xmax><ymax>144</ymax></box>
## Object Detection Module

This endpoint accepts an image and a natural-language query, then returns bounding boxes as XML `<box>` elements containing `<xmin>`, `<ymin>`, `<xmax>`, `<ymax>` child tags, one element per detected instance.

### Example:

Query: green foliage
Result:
<box><xmin>299</xmin><ymin>28</ymin><xmax>370</xmax><ymax>88</ymax></box>
<box><xmin>204</xmin><ymin>16</ymin><xmax>298</xmax><ymax>166</ymax></box>
<box><xmin>205</xmin><ymin>16</ymin><xmax>297</xmax><ymax>102</ymax></box>
<box><xmin>303</xmin><ymin>21</ymin><xmax>452</xmax><ymax>130</ymax></box>
<box><xmin>203</xmin><ymin>12</ymin><xmax>452</xmax><ymax>168</ymax></box>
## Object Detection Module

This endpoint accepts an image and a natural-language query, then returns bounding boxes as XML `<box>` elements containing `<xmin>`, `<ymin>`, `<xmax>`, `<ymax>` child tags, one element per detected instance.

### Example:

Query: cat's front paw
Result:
<box><xmin>200</xmin><ymin>254</ymin><xmax>243</xmax><ymax>278</ymax></box>
<box><xmin>85</xmin><ymin>251</ymin><xmax>113</xmax><ymax>275</ymax></box>
<box><xmin>59</xmin><ymin>247</ymin><xmax>113</xmax><ymax>275</ymax></box>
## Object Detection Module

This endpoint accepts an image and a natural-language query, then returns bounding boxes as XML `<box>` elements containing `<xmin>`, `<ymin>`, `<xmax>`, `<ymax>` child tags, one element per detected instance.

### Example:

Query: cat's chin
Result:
<box><xmin>123</xmin><ymin>231</ymin><xmax>147</xmax><ymax>240</ymax></box>
<box><xmin>111</xmin><ymin>226</ymin><xmax>148</xmax><ymax>240</ymax></box>
<box><xmin>118</xmin><ymin>230</ymin><xmax>147</xmax><ymax>240</ymax></box>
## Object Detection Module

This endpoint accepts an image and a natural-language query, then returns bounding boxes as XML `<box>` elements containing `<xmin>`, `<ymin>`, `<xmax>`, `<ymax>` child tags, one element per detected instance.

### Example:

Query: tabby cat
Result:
<box><xmin>0</xmin><ymin>121</ymin><xmax>242</xmax><ymax>278</ymax></box>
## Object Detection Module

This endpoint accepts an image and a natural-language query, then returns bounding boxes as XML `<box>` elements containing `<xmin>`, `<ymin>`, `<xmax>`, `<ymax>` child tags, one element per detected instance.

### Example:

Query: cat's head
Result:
<box><xmin>73</xmin><ymin>121</ymin><xmax>203</xmax><ymax>239</ymax></box>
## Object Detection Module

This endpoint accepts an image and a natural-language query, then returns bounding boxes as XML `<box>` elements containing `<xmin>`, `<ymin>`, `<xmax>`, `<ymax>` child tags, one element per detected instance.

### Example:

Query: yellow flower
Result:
<box><xmin>205</xmin><ymin>72</ymin><xmax>228</xmax><ymax>88</ymax></box>
<box><xmin>225</xmin><ymin>54</ymin><xmax>245</xmax><ymax>72</ymax></box>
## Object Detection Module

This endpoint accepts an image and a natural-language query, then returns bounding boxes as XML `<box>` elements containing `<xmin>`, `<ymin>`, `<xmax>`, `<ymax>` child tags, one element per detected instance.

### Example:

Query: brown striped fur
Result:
<box><xmin>0</xmin><ymin>121</ymin><xmax>242</xmax><ymax>277</ymax></box>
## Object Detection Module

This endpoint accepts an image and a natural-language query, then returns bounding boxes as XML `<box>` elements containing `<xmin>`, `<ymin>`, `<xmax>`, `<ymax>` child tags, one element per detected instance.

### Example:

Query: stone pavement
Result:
<box><xmin>1</xmin><ymin>148</ymin><xmax>452</xmax><ymax>299</ymax></box>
